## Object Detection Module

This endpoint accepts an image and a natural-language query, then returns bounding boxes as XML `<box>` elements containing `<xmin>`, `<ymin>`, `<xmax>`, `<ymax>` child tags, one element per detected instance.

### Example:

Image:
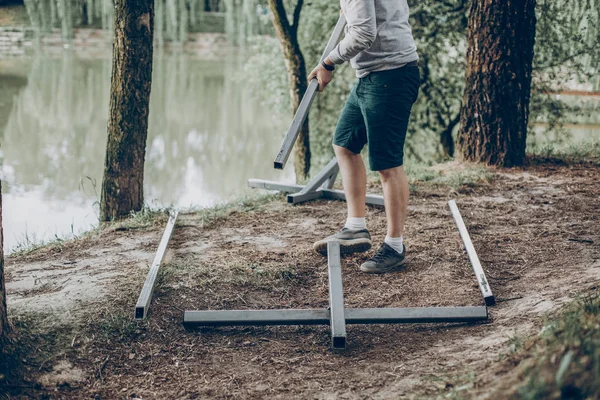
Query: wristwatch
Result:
<box><xmin>321</xmin><ymin>60</ymin><xmax>335</xmax><ymax>71</ymax></box>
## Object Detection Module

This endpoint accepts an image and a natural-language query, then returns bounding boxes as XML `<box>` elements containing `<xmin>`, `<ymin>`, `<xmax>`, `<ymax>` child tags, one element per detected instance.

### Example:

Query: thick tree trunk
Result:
<box><xmin>457</xmin><ymin>0</ymin><xmax>536</xmax><ymax>167</ymax></box>
<box><xmin>100</xmin><ymin>0</ymin><xmax>154</xmax><ymax>221</ymax></box>
<box><xmin>268</xmin><ymin>0</ymin><xmax>310</xmax><ymax>181</ymax></box>
<box><xmin>0</xmin><ymin>181</ymin><xmax>9</xmax><ymax>344</ymax></box>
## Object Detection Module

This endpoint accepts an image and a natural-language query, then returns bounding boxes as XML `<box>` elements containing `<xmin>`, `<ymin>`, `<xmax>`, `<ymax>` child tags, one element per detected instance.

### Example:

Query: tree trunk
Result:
<box><xmin>457</xmin><ymin>0</ymin><xmax>536</xmax><ymax>167</ymax></box>
<box><xmin>267</xmin><ymin>0</ymin><xmax>310</xmax><ymax>181</ymax></box>
<box><xmin>0</xmin><ymin>181</ymin><xmax>10</xmax><ymax>344</ymax></box>
<box><xmin>440</xmin><ymin>112</ymin><xmax>460</xmax><ymax>158</ymax></box>
<box><xmin>100</xmin><ymin>0</ymin><xmax>154</xmax><ymax>221</ymax></box>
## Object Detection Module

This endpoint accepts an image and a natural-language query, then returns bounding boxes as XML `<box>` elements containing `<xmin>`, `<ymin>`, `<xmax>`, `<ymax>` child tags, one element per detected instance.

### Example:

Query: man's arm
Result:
<box><xmin>327</xmin><ymin>0</ymin><xmax>377</xmax><ymax>65</ymax></box>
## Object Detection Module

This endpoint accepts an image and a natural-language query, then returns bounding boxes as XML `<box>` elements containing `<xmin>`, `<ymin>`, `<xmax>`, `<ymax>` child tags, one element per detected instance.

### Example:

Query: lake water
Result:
<box><xmin>0</xmin><ymin>49</ymin><xmax>292</xmax><ymax>253</ymax></box>
<box><xmin>0</xmin><ymin>49</ymin><xmax>599</xmax><ymax>254</ymax></box>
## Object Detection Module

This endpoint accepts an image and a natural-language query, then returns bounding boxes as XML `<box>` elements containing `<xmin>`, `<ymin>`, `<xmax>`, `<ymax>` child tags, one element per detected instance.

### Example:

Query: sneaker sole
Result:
<box><xmin>359</xmin><ymin>258</ymin><xmax>406</xmax><ymax>274</ymax></box>
<box><xmin>314</xmin><ymin>238</ymin><xmax>372</xmax><ymax>256</ymax></box>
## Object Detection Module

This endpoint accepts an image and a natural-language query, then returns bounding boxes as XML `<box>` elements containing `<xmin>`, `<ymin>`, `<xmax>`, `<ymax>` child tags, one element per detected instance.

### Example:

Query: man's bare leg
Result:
<box><xmin>359</xmin><ymin>165</ymin><xmax>408</xmax><ymax>273</ymax></box>
<box><xmin>379</xmin><ymin>165</ymin><xmax>409</xmax><ymax>238</ymax></box>
<box><xmin>312</xmin><ymin>145</ymin><xmax>371</xmax><ymax>255</ymax></box>
<box><xmin>334</xmin><ymin>144</ymin><xmax>367</xmax><ymax>218</ymax></box>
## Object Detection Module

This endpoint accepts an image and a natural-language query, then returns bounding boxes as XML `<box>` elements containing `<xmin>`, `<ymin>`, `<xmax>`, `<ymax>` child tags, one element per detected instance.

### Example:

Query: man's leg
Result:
<box><xmin>313</xmin><ymin>84</ymin><xmax>372</xmax><ymax>256</ymax></box>
<box><xmin>359</xmin><ymin>166</ymin><xmax>409</xmax><ymax>273</ymax></box>
<box><xmin>334</xmin><ymin>144</ymin><xmax>367</xmax><ymax>219</ymax></box>
<box><xmin>358</xmin><ymin>64</ymin><xmax>420</xmax><ymax>273</ymax></box>
<box><xmin>379</xmin><ymin>165</ymin><xmax>409</xmax><ymax>238</ymax></box>
<box><xmin>313</xmin><ymin>145</ymin><xmax>372</xmax><ymax>256</ymax></box>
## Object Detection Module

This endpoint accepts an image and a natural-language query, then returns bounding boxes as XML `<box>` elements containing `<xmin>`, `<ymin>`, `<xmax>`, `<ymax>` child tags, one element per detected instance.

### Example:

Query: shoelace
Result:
<box><xmin>370</xmin><ymin>245</ymin><xmax>392</xmax><ymax>262</ymax></box>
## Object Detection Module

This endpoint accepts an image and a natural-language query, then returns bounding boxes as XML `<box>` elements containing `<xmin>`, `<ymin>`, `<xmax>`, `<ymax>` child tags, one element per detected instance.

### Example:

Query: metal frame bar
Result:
<box><xmin>322</xmin><ymin>164</ymin><xmax>339</xmax><ymax>189</ymax></box>
<box><xmin>327</xmin><ymin>241</ymin><xmax>347</xmax><ymax>349</ymax></box>
<box><xmin>249</xmin><ymin>158</ymin><xmax>385</xmax><ymax>207</ymax></box>
<box><xmin>183</xmin><ymin>307</ymin><xmax>488</xmax><ymax>326</ymax></box>
<box><xmin>274</xmin><ymin>15</ymin><xmax>347</xmax><ymax>170</ymax></box>
<box><xmin>448</xmin><ymin>200</ymin><xmax>495</xmax><ymax>306</ymax></box>
<box><xmin>298</xmin><ymin>158</ymin><xmax>339</xmax><ymax>193</ymax></box>
<box><xmin>135</xmin><ymin>210</ymin><xmax>179</xmax><ymax>319</ymax></box>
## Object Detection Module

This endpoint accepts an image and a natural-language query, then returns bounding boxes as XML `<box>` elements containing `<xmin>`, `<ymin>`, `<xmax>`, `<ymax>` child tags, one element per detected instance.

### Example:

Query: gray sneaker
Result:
<box><xmin>359</xmin><ymin>243</ymin><xmax>406</xmax><ymax>274</ymax></box>
<box><xmin>313</xmin><ymin>228</ymin><xmax>372</xmax><ymax>256</ymax></box>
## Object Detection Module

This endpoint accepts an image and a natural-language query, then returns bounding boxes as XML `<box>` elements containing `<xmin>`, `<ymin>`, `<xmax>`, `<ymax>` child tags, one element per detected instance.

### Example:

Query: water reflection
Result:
<box><xmin>0</xmin><ymin>49</ymin><xmax>292</xmax><ymax>252</ymax></box>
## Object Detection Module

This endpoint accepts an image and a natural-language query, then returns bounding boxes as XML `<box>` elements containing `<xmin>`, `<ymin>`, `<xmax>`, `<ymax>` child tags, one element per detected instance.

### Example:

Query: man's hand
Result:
<box><xmin>308</xmin><ymin>62</ymin><xmax>334</xmax><ymax>93</ymax></box>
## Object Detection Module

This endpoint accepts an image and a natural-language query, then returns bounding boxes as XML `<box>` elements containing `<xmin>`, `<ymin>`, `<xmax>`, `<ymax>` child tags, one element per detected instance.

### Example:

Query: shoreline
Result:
<box><xmin>0</xmin><ymin>26</ymin><xmax>230</xmax><ymax>58</ymax></box>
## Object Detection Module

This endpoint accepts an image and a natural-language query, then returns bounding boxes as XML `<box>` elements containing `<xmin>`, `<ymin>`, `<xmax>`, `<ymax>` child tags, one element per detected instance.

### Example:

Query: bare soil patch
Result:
<box><xmin>2</xmin><ymin>161</ymin><xmax>599</xmax><ymax>399</ymax></box>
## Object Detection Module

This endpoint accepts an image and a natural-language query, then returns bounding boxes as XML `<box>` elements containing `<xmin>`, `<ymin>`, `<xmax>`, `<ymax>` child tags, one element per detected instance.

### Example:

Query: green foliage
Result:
<box><xmin>244</xmin><ymin>0</ymin><xmax>600</xmax><ymax>170</ymax></box>
<box><xmin>528</xmin><ymin>139</ymin><xmax>600</xmax><ymax>162</ymax></box>
<box><xmin>242</xmin><ymin>36</ymin><xmax>290</xmax><ymax>114</ymax></box>
<box><xmin>93</xmin><ymin>311</ymin><xmax>148</xmax><ymax>341</ymax></box>
<box><xmin>529</xmin><ymin>0</ymin><xmax>600</xmax><ymax>141</ymax></box>
<box><xmin>404</xmin><ymin>162</ymin><xmax>493</xmax><ymax>190</ymax></box>
<box><xmin>408</xmin><ymin>0</ymin><xmax>469</xmax><ymax>160</ymax></box>
<box><xmin>515</xmin><ymin>291</ymin><xmax>600</xmax><ymax>399</ymax></box>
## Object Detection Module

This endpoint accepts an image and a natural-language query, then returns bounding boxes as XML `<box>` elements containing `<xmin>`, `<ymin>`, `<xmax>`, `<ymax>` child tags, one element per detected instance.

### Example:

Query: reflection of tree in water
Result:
<box><xmin>3</xmin><ymin>50</ymin><xmax>288</xmax><ymax>207</ymax></box>
<box><xmin>3</xmin><ymin>52</ymin><xmax>111</xmax><ymax>203</ymax></box>
<box><xmin>145</xmin><ymin>49</ymin><xmax>288</xmax><ymax>205</ymax></box>
<box><xmin>0</xmin><ymin>74</ymin><xmax>28</xmax><ymax>144</ymax></box>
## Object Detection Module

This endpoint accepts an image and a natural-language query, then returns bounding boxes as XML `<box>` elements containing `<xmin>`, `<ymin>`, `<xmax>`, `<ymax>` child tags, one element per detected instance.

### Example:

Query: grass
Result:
<box><xmin>510</xmin><ymin>291</ymin><xmax>600</xmax><ymax>399</ymax></box>
<box><xmin>190</xmin><ymin>192</ymin><xmax>282</xmax><ymax>229</ymax></box>
<box><xmin>110</xmin><ymin>206</ymin><xmax>172</xmax><ymax>231</ymax></box>
<box><xmin>94</xmin><ymin>311</ymin><xmax>148</xmax><ymax>341</ymax></box>
<box><xmin>424</xmin><ymin>370</ymin><xmax>477</xmax><ymax>400</ymax></box>
<box><xmin>405</xmin><ymin>161</ymin><xmax>494</xmax><ymax>190</ymax></box>
<box><xmin>528</xmin><ymin>140</ymin><xmax>600</xmax><ymax>164</ymax></box>
<box><xmin>10</xmin><ymin>231</ymin><xmax>69</xmax><ymax>257</ymax></box>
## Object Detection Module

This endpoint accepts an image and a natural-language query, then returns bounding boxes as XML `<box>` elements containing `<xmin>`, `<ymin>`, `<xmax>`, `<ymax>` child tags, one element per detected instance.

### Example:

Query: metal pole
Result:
<box><xmin>297</xmin><ymin>158</ymin><xmax>339</xmax><ymax>194</ymax></box>
<box><xmin>321</xmin><ymin>164</ymin><xmax>340</xmax><ymax>190</ymax></box>
<box><xmin>249</xmin><ymin>177</ymin><xmax>384</xmax><ymax>206</ymax></box>
<box><xmin>448</xmin><ymin>200</ymin><xmax>495</xmax><ymax>306</ymax></box>
<box><xmin>321</xmin><ymin>190</ymin><xmax>385</xmax><ymax>207</ymax></box>
<box><xmin>344</xmin><ymin>306</ymin><xmax>488</xmax><ymax>324</ymax></box>
<box><xmin>248</xmin><ymin>179</ymin><xmax>304</xmax><ymax>193</ymax></box>
<box><xmin>135</xmin><ymin>210</ymin><xmax>179</xmax><ymax>319</ymax></box>
<box><xmin>327</xmin><ymin>241</ymin><xmax>347</xmax><ymax>349</ymax></box>
<box><xmin>182</xmin><ymin>306</ymin><xmax>488</xmax><ymax>326</ymax></box>
<box><xmin>273</xmin><ymin>15</ymin><xmax>347</xmax><ymax>170</ymax></box>
<box><xmin>184</xmin><ymin>309</ymin><xmax>329</xmax><ymax>326</ymax></box>
<box><xmin>287</xmin><ymin>158</ymin><xmax>339</xmax><ymax>203</ymax></box>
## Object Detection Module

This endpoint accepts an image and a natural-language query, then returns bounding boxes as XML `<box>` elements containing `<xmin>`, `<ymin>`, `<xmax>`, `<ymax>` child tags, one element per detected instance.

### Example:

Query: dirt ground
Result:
<box><xmin>2</xmin><ymin>159</ymin><xmax>599</xmax><ymax>399</ymax></box>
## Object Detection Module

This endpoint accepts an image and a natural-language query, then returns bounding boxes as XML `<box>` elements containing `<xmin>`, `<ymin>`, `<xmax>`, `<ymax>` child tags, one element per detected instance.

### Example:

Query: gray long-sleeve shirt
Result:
<box><xmin>328</xmin><ymin>0</ymin><xmax>418</xmax><ymax>78</ymax></box>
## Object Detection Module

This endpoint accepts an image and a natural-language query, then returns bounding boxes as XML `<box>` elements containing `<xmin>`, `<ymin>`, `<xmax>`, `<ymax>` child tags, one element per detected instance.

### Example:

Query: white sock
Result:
<box><xmin>344</xmin><ymin>217</ymin><xmax>367</xmax><ymax>231</ymax></box>
<box><xmin>385</xmin><ymin>236</ymin><xmax>404</xmax><ymax>254</ymax></box>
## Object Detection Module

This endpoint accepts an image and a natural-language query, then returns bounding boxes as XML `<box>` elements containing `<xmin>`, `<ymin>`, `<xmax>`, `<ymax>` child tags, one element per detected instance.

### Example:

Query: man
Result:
<box><xmin>308</xmin><ymin>0</ymin><xmax>420</xmax><ymax>274</ymax></box>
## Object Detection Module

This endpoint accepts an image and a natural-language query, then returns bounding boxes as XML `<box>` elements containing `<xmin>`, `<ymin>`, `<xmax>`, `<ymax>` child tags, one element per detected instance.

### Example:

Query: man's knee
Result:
<box><xmin>334</xmin><ymin>144</ymin><xmax>358</xmax><ymax>159</ymax></box>
<box><xmin>378</xmin><ymin>165</ymin><xmax>405</xmax><ymax>182</ymax></box>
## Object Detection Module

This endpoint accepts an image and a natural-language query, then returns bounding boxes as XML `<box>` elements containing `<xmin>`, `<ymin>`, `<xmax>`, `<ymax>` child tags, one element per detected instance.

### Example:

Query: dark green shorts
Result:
<box><xmin>333</xmin><ymin>63</ymin><xmax>420</xmax><ymax>171</ymax></box>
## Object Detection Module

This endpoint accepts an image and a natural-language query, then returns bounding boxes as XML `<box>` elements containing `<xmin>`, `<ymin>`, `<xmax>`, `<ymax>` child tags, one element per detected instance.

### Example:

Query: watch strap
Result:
<box><xmin>321</xmin><ymin>60</ymin><xmax>335</xmax><ymax>71</ymax></box>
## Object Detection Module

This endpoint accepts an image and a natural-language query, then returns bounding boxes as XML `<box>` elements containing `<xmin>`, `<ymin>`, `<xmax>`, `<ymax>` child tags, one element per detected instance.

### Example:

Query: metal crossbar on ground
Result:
<box><xmin>249</xmin><ymin>157</ymin><xmax>384</xmax><ymax>207</ymax></box>
<box><xmin>183</xmin><ymin>306</ymin><xmax>488</xmax><ymax>326</ymax></box>
<box><xmin>134</xmin><ymin>210</ymin><xmax>179</xmax><ymax>319</ymax></box>
<box><xmin>448</xmin><ymin>200</ymin><xmax>495</xmax><ymax>306</ymax></box>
